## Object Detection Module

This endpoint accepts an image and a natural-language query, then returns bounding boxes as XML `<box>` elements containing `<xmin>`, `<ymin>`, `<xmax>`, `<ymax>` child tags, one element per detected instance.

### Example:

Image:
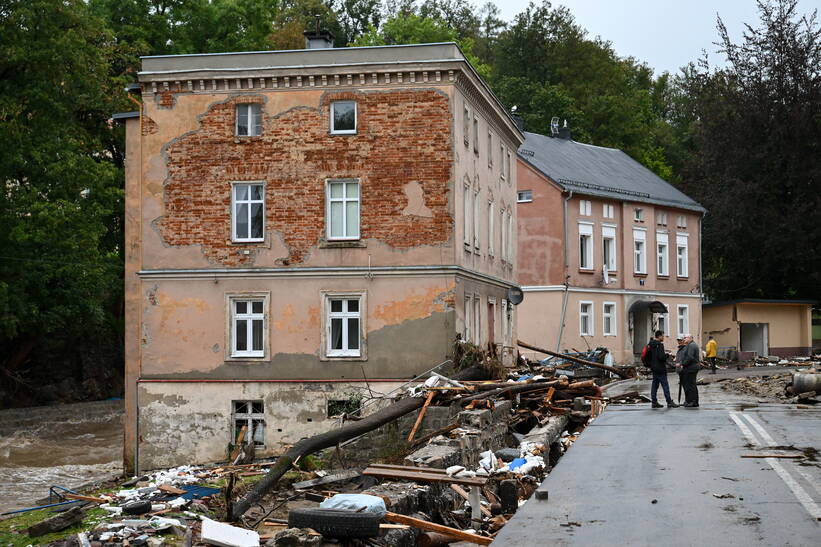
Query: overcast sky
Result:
<box><xmin>494</xmin><ymin>0</ymin><xmax>821</xmax><ymax>76</ymax></box>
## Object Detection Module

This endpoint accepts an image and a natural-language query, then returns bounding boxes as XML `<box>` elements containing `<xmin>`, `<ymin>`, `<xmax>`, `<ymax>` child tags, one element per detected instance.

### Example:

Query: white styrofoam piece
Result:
<box><xmin>201</xmin><ymin>518</ymin><xmax>259</xmax><ymax>547</ymax></box>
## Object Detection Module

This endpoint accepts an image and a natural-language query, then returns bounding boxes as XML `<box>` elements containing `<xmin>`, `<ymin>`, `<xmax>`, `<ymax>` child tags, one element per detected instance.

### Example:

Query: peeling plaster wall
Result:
<box><xmin>137</xmin><ymin>380</ymin><xmax>405</xmax><ymax>469</ymax></box>
<box><xmin>139</xmin><ymin>276</ymin><xmax>455</xmax><ymax>379</ymax></box>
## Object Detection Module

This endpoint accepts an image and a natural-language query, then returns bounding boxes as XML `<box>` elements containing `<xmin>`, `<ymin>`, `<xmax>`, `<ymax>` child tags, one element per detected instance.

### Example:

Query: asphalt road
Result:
<box><xmin>492</xmin><ymin>371</ymin><xmax>820</xmax><ymax>546</ymax></box>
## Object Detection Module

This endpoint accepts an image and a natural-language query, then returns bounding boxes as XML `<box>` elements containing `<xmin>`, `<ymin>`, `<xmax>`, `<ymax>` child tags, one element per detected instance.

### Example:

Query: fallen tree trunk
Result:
<box><xmin>517</xmin><ymin>340</ymin><xmax>630</xmax><ymax>379</ymax></box>
<box><xmin>228</xmin><ymin>366</ymin><xmax>488</xmax><ymax>520</ymax></box>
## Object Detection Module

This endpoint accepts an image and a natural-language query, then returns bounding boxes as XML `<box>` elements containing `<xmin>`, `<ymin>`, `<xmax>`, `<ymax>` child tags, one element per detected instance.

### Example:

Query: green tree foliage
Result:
<box><xmin>0</xmin><ymin>0</ymin><xmax>122</xmax><ymax>387</ymax></box>
<box><xmin>676</xmin><ymin>0</ymin><xmax>821</xmax><ymax>301</ymax></box>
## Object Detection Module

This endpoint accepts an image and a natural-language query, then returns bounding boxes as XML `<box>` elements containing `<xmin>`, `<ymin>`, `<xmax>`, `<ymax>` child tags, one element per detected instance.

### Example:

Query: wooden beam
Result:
<box><xmin>384</xmin><ymin>512</ymin><xmax>492</xmax><ymax>545</ymax></box>
<box><xmin>63</xmin><ymin>493</ymin><xmax>107</xmax><ymax>504</ymax></box>
<box><xmin>517</xmin><ymin>339</ymin><xmax>630</xmax><ymax>378</ymax></box>
<box><xmin>229</xmin><ymin>425</ymin><xmax>247</xmax><ymax>462</ymax></box>
<box><xmin>451</xmin><ymin>484</ymin><xmax>492</xmax><ymax>517</ymax></box>
<box><xmin>363</xmin><ymin>466</ymin><xmax>487</xmax><ymax>487</ymax></box>
<box><xmin>408</xmin><ymin>391</ymin><xmax>436</xmax><ymax>443</ymax></box>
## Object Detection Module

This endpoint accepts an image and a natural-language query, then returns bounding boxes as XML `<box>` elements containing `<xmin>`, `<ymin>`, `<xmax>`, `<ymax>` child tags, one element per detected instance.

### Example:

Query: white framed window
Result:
<box><xmin>463</xmin><ymin>105</ymin><xmax>470</xmax><ymax>146</ymax></box>
<box><xmin>579</xmin><ymin>301</ymin><xmax>593</xmax><ymax>336</ymax></box>
<box><xmin>677</xmin><ymin>305</ymin><xmax>689</xmax><ymax>337</ymax></box>
<box><xmin>657</xmin><ymin>308</ymin><xmax>670</xmax><ymax>336</ymax></box>
<box><xmin>463</xmin><ymin>184</ymin><xmax>472</xmax><ymax>248</ymax></box>
<box><xmin>474</xmin><ymin>295</ymin><xmax>481</xmax><ymax>345</ymax></box>
<box><xmin>677</xmin><ymin>215</ymin><xmax>688</xmax><ymax>228</ymax></box>
<box><xmin>232</xmin><ymin>183</ymin><xmax>264</xmax><ymax>242</ymax></box>
<box><xmin>231</xmin><ymin>298</ymin><xmax>265</xmax><ymax>358</ymax></box>
<box><xmin>488</xmin><ymin>131</ymin><xmax>493</xmax><ymax>166</ymax></box>
<box><xmin>633</xmin><ymin>228</ymin><xmax>647</xmax><ymax>274</ymax></box>
<box><xmin>657</xmin><ymin>212</ymin><xmax>667</xmax><ymax>226</ymax></box>
<box><xmin>473</xmin><ymin>189</ymin><xmax>480</xmax><ymax>249</ymax></box>
<box><xmin>488</xmin><ymin>201</ymin><xmax>495</xmax><ymax>257</ymax></box>
<box><xmin>517</xmin><ymin>190</ymin><xmax>533</xmax><ymax>203</ymax></box>
<box><xmin>473</xmin><ymin>116</ymin><xmax>479</xmax><ymax>154</ymax></box>
<box><xmin>232</xmin><ymin>401</ymin><xmax>265</xmax><ymax>447</ymax></box>
<box><xmin>326</xmin><ymin>295</ymin><xmax>363</xmax><ymax>357</ymax></box>
<box><xmin>236</xmin><ymin>103</ymin><xmax>262</xmax><ymax>136</ymax></box>
<box><xmin>579</xmin><ymin>222</ymin><xmax>593</xmax><ymax>270</ymax></box>
<box><xmin>634</xmin><ymin>208</ymin><xmax>643</xmax><ymax>221</ymax></box>
<box><xmin>602</xmin><ymin>225</ymin><xmax>616</xmax><ymax>272</ymax></box>
<box><xmin>465</xmin><ymin>294</ymin><xmax>473</xmax><ymax>342</ymax></box>
<box><xmin>656</xmin><ymin>232</ymin><xmax>669</xmax><ymax>276</ymax></box>
<box><xmin>504</xmin><ymin>299</ymin><xmax>513</xmax><ymax>345</ymax></box>
<box><xmin>500</xmin><ymin>144</ymin><xmax>506</xmax><ymax>180</ymax></box>
<box><xmin>579</xmin><ymin>200</ymin><xmax>592</xmax><ymax>216</ymax></box>
<box><xmin>330</xmin><ymin>101</ymin><xmax>357</xmax><ymax>134</ymax></box>
<box><xmin>603</xmin><ymin>203</ymin><xmax>615</xmax><ymax>218</ymax></box>
<box><xmin>326</xmin><ymin>179</ymin><xmax>360</xmax><ymax>240</ymax></box>
<box><xmin>603</xmin><ymin>302</ymin><xmax>616</xmax><ymax>336</ymax></box>
<box><xmin>676</xmin><ymin>234</ymin><xmax>689</xmax><ymax>277</ymax></box>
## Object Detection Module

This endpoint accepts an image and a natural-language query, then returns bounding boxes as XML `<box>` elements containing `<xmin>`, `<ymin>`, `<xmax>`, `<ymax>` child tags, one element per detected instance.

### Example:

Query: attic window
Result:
<box><xmin>517</xmin><ymin>190</ymin><xmax>533</xmax><ymax>203</ymax></box>
<box><xmin>634</xmin><ymin>208</ymin><xmax>643</xmax><ymax>221</ymax></box>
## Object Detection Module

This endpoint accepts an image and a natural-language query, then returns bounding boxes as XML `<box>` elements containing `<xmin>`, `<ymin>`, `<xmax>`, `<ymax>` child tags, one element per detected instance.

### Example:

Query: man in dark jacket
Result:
<box><xmin>649</xmin><ymin>330</ymin><xmax>678</xmax><ymax>408</ymax></box>
<box><xmin>679</xmin><ymin>334</ymin><xmax>702</xmax><ymax>407</ymax></box>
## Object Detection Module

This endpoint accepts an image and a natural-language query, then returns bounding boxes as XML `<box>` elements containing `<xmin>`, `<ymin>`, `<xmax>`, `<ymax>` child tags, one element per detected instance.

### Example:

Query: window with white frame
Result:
<box><xmin>231</xmin><ymin>298</ymin><xmax>265</xmax><ymax>358</ymax></box>
<box><xmin>326</xmin><ymin>180</ymin><xmax>360</xmax><ymax>240</ymax></box>
<box><xmin>580</xmin><ymin>301</ymin><xmax>593</xmax><ymax>336</ymax></box>
<box><xmin>657</xmin><ymin>212</ymin><xmax>667</xmax><ymax>226</ymax></box>
<box><xmin>657</xmin><ymin>308</ymin><xmax>669</xmax><ymax>335</ymax></box>
<box><xmin>236</xmin><ymin>103</ymin><xmax>262</xmax><ymax>136</ymax></box>
<box><xmin>473</xmin><ymin>189</ymin><xmax>481</xmax><ymax>249</ymax></box>
<box><xmin>603</xmin><ymin>203</ymin><xmax>615</xmax><ymax>218</ymax></box>
<box><xmin>232</xmin><ymin>183</ymin><xmax>264</xmax><ymax>241</ymax></box>
<box><xmin>579</xmin><ymin>199</ymin><xmax>592</xmax><ymax>216</ymax></box>
<box><xmin>504</xmin><ymin>300</ymin><xmax>513</xmax><ymax>345</ymax></box>
<box><xmin>517</xmin><ymin>190</ymin><xmax>532</xmax><ymax>203</ymax></box>
<box><xmin>463</xmin><ymin>185</ymin><xmax>472</xmax><ymax>247</ymax></box>
<box><xmin>501</xmin><ymin>299</ymin><xmax>509</xmax><ymax>345</ymax></box>
<box><xmin>677</xmin><ymin>215</ymin><xmax>687</xmax><ymax>228</ymax></box>
<box><xmin>676</xmin><ymin>234</ymin><xmax>689</xmax><ymax>277</ymax></box>
<box><xmin>488</xmin><ymin>131</ymin><xmax>493</xmax><ymax>166</ymax></box>
<box><xmin>327</xmin><ymin>296</ymin><xmax>362</xmax><ymax>357</ymax></box>
<box><xmin>473</xmin><ymin>295</ymin><xmax>481</xmax><ymax>345</ymax></box>
<box><xmin>656</xmin><ymin>232</ymin><xmax>669</xmax><ymax>276</ymax></box>
<box><xmin>463</xmin><ymin>104</ymin><xmax>470</xmax><ymax>146</ymax></box>
<box><xmin>602</xmin><ymin>225</ymin><xmax>616</xmax><ymax>272</ymax></box>
<box><xmin>603</xmin><ymin>302</ymin><xmax>616</xmax><ymax>336</ymax></box>
<box><xmin>464</xmin><ymin>294</ymin><xmax>472</xmax><ymax>342</ymax></box>
<box><xmin>330</xmin><ymin>101</ymin><xmax>356</xmax><ymax>134</ymax></box>
<box><xmin>488</xmin><ymin>201</ymin><xmax>495</xmax><ymax>257</ymax></box>
<box><xmin>579</xmin><ymin>222</ymin><xmax>593</xmax><ymax>270</ymax></box>
<box><xmin>677</xmin><ymin>305</ymin><xmax>689</xmax><ymax>336</ymax></box>
<box><xmin>633</xmin><ymin>228</ymin><xmax>647</xmax><ymax>274</ymax></box>
<box><xmin>634</xmin><ymin>208</ymin><xmax>643</xmax><ymax>221</ymax></box>
<box><xmin>232</xmin><ymin>401</ymin><xmax>265</xmax><ymax>447</ymax></box>
<box><xmin>473</xmin><ymin>116</ymin><xmax>480</xmax><ymax>154</ymax></box>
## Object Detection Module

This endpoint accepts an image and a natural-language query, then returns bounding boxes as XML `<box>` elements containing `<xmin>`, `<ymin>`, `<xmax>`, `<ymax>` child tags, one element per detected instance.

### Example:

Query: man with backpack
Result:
<box><xmin>644</xmin><ymin>330</ymin><xmax>679</xmax><ymax>408</ymax></box>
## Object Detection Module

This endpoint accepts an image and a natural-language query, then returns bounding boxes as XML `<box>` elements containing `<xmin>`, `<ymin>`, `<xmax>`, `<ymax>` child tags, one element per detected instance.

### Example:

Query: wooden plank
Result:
<box><xmin>229</xmin><ymin>425</ymin><xmax>247</xmax><ymax>462</ymax></box>
<box><xmin>384</xmin><ymin>512</ymin><xmax>492</xmax><ymax>545</ymax></box>
<box><xmin>544</xmin><ymin>387</ymin><xmax>555</xmax><ymax>404</ymax></box>
<box><xmin>292</xmin><ymin>469</ymin><xmax>361</xmax><ymax>489</ymax></box>
<box><xmin>408</xmin><ymin>391</ymin><xmax>436</xmax><ymax>443</ymax></box>
<box><xmin>158</xmin><ymin>484</ymin><xmax>186</xmax><ymax>495</ymax></box>
<box><xmin>363</xmin><ymin>467</ymin><xmax>486</xmax><ymax>487</ymax></box>
<box><xmin>409</xmin><ymin>422</ymin><xmax>459</xmax><ymax>449</ymax></box>
<box><xmin>63</xmin><ymin>493</ymin><xmax>107</xmax><ymax>504</ymax></box>
<box><xmin>367</xmin><ymin>463</ymin><xmax>448</xmax><ymax>474</ymax></box>
<box><xmin>451</xmin><ymin>484</ymin><xmax>492</xmax><ymax>517</ymax></box>
<box><xmin>741</xmin><ymin>454</ymin><xmax>805</xmax><ymax>459</ymax></box>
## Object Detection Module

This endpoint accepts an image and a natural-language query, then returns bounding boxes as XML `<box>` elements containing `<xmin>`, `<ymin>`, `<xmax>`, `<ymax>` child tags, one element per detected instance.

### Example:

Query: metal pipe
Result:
<box><xmin>556</xmin><ymin>190</ymin><xmax>573</xmax><ymax>351</ymax></box>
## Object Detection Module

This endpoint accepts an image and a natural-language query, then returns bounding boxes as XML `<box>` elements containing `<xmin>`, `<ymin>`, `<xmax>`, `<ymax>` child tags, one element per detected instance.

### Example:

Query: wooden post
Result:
<box><xmin>407</xmin><ymin>391</ymin><xmax>436</xmax><ymax>443</ymax></box>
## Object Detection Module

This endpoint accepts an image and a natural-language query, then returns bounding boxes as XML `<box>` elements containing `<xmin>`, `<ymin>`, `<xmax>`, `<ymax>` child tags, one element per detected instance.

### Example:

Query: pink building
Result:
<box><xmin>516</xmin><ymin>130</ymin><xmax>705</xmax><ymax>363</ymax></box>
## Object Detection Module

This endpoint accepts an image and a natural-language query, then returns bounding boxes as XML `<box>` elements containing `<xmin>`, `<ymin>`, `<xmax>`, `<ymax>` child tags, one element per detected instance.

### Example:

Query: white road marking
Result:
<box><xmin>743</xmin><ymin>413</ymin><xmax>821</xmax><ymax>498</ymax></box>
<box><xmin>728</xmin><ymin>411</ymin><xmax>821</xmax><ymax>521</ymax></box>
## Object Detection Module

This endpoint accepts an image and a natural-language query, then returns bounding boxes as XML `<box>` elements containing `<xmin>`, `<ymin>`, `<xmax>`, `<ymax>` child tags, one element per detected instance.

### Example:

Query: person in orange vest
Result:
<box><xmin>706</xmin><ymin>335</ymin><xmax>718</xmax><ymax>374</ymax></box>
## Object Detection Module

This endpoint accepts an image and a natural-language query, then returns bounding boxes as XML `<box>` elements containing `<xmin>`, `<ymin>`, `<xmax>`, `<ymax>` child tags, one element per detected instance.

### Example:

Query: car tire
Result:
<box><xmin>287</xmin><ymin>507</ymin><xmax>381</xmax><ymax>538</ymax></box>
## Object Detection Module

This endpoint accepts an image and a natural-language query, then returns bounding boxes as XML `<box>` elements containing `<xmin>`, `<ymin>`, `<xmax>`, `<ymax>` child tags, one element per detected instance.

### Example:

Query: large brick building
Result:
<box><xmin>516</xmin><ymin>129</ymin><xmax>705</xmax><ymax>363</ymax></box>
<box><xmin>119</xmin><ymin>42</ymin><xmax>523</xmax><ymax>472</ymax></box>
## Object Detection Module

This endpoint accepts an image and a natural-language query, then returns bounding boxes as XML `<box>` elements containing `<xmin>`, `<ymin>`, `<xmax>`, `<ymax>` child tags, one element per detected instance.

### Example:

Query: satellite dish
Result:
<box><xmin>507</xmin><ymin>287</ymin><xmax>524</xmax><ymax>306</ymax></box>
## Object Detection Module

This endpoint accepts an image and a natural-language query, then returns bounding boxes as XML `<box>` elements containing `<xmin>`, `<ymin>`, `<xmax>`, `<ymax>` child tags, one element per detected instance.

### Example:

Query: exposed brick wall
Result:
<box><xmin>157</xmin><ymin>89</ymin><xmax>453</xmax><ymax>266</ymax></box>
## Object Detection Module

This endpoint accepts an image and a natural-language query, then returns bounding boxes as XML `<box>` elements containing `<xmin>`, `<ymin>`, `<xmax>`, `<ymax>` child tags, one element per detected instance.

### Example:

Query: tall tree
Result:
<box><xmin>0</xmin><ymin>0</ymin><xmax>122</xmax><ymax>394</ymax></box>
<box><xmin>677</xmin><ymin>0</ymin><xmax>821</xmax><ymax>301</ymax></box>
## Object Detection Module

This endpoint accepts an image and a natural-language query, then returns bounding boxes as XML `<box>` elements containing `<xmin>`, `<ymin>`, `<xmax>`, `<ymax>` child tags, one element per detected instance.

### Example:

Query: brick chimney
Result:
<box><xmin>304</xmin><ymin>15</ymin><xmax>335</xmax><ymax>49</ymax></box>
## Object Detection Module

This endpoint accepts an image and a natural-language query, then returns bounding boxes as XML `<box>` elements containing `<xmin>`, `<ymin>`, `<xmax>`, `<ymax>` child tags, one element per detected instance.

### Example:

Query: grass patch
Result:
<box><xmin>0</xmin><ymin>507</ymin><xmax>107</xmax><ymax>547</ymax></box>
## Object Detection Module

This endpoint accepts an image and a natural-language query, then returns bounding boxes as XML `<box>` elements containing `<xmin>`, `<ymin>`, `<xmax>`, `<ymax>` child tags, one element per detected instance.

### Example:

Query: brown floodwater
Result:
<box><xmin>0</xmin><ymin>400</ymin><xmax>123</xmax><ymax>513</ymax></box>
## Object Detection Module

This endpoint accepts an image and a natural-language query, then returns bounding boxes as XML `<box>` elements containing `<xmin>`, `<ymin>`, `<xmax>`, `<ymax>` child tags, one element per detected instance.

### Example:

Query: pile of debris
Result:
<box><xmin>720</xmin><ymin>368</ymin><xmax>820</xmax><ymax>404</ymax></box>
<box><xmin>4</xmin><ymin>340</ymin><xmax>626</xmax><ymax>546</ymax></box>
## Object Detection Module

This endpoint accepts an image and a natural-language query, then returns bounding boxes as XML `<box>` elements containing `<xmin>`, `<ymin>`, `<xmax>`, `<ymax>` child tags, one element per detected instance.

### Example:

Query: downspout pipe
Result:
<box><xmin>556</xmin><ymin>190</ymin><xmax>573</xmax><ymax>352</ymax></box>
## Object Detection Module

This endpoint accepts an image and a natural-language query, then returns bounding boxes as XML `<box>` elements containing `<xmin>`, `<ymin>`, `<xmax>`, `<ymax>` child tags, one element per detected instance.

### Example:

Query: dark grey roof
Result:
<box><xmin>704</xmin><ymin>298</ymin><xmax>817</xmax><ymax>307</ymax></box>
<box><xmin>112</xmin><ymin>111</ymin><xmax>140</xmax><ymax>121</ymax></box>
<box><xmin>518</xmin><ymin>131</ymin><xmax>705</xmax><ymax>213</ymax></box>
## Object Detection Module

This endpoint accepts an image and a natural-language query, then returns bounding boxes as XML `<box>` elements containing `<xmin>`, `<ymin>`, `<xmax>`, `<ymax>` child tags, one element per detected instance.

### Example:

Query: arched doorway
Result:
<box><xmin>629</xmin><ymin>300</ymin><xmax>668</xmax><ymax>356</ymax></box>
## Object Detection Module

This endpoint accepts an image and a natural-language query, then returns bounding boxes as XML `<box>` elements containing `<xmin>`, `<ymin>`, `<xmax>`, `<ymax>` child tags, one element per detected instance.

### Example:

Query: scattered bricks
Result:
<box><xmin>405</xmin><ymin>443</ymin><xmax>462</xmax><ymax>468</ymax></box>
